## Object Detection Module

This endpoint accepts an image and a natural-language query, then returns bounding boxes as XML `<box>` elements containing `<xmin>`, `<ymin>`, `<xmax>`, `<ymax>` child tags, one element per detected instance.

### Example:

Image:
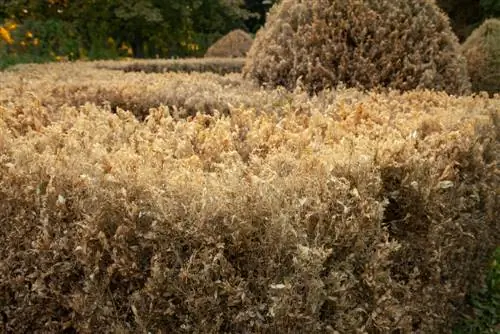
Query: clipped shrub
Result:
<box><xmin>1</xmin><ymin>61</ymin><xmax>252</xmax><ymax>121</ymax></box>
<box><xmin>243</xmin><ymin>0</ymin><xmax>471</xmax><ymax>95</ymax></box>
<box><xmin>461</xmin><ymin>18</ymin><xmax>500</xmax><ymax>95</ymax></box>
<box><xmin>98</xmin><ymin>57</ymin><xmax>246</xmax><ymax>75</ymax></box>
<box><xmin>204</xmin><ymin>29</ymin><xmax>253</xmax><ymax>58</ymax></box>
<box><xmin>0</xmin><ymin>62</ymin><xmax>499</xmax><ymax>333</ymax></box>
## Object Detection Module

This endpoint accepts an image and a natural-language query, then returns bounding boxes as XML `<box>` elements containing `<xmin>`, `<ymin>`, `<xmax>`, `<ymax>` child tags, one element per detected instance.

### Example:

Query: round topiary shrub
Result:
<box><xmin>243</xmin><ymin>0</ymin><xmax>471</xmax><ymax>95</ymax></box>
<box><xmin>204</xmin><ymin>29</ymin><xmax>253</xmax><ymax>58</ymax></box>
<box><xmin>461</xmin><ymin>18</ymin><xmax>500</xmax><ymax>95</ymax></box>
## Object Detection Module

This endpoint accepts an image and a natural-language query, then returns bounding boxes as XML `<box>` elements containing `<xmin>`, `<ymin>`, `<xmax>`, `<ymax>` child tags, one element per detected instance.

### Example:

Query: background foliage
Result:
<box><xmin>1</xmin><ymin>0</ymin><xmax>498</xmax><ymax>68</ymax></box>
<box><xmin>436</xmin><ymin>0</ymin><xmax>500</xmax><ymax>40</ymax></box>
<box><xmin>0</xmin><ymin>0</ymin><xmax>277</xmax><ymax>67</ymax></box>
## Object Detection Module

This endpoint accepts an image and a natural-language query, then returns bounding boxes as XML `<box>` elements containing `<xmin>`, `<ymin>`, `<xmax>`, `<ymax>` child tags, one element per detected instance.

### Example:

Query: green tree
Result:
<box><xmin>114</xmin><ymin>1</ymin><xmax>163</xmax><ymax>58</ymax></box>
<box><xmin>0</xmin><ymin>0</ymin><xmax>264</xmax><ymax>61</ymax></box>
<box><xmin>481</xmin><ymin>0</ymin><xmax>500</xmax><ymax>17</ymax></box>
<box><xmin>243</xmin><ymin>0</ymin><xmax>276</xmax><ymax>33</ymax></box>
<box><xmin>190</xmin><ymin>0</ymin><xmax>255</xmax><ymax>54</ymax></box>
<box><xmin>436</xmin><ymin>0</ymin><xmax>500</xmax><ymax>41</ymax></box>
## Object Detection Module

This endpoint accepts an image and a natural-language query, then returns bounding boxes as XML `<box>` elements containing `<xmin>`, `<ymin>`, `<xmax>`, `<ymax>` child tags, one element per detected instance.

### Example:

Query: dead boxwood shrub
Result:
<box><xmin>243</xmin><ymin>0</ymin><xmax>471</xmax><ymax>95</ymax></box>
<box><xmin>462</xmin><ymin>18</ymin><xmax>500</xmax><ymax>95</ymax></box>
<box><xmin>0</xmin><ymin>63</ymin><xmax>251</xmax><ymax>122</ymax></box>
<box><xmin>2</xmin><ymin>62</ymin><xmax>348</xmax><ymax>123</ymax></box>
<box><xmin>1</xmin><ymin>90</ymin><xmax>498</xmax><ymax>333</ymax></box>
<box><xmin>204</xmin><ymin>29</ymin><xmax>253</xmax><ymax>58</ymax></box>
<box><xmin>98</xmin><ymin>57</ymin><xmax>246</xmax><ymax>75</ymax></box>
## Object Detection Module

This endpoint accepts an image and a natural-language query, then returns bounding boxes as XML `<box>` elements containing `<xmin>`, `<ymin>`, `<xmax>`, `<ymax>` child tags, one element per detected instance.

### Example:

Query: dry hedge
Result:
<box><xmin>97</xmin><ymin>57</ymin><xmax>246</xmax><ymax>75</ymax></box>
<box><xmin>243</xmin><ymin>0</ymin><xmax>471</xmax><ymax>95</ymax></box>
<box><xmin>2</xmin><ymin>62</ymin><xmax>365</xmax><ymax>123</ymax></box>
<box><xmin>1</xmin><ymin>62</ymin><xmax>254</xmax><ymax>121</ymax></box>
<box><xmin>204</xmin><ymin>29</ymin><xmax>253</xmax><ymax>58</ymax></box>
<box><xmin>0</xmin><ymin>62</ymin><xmax>499</xmax><ymax>333</ymax></box>
<box><xmin>462</xmin><ymin>18</ymin><xmax>500</xmax><ymax>96</ymax></box>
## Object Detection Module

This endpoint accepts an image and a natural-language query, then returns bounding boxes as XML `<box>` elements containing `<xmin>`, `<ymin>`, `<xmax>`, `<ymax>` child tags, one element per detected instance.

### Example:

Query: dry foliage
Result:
<box><xmin>204</xmin><ymin>29</ymin><xmax>253</xmax><ymax>58</ymax></box>
<box><xmin>462</xmin><ymin>18</ymin><xmax>500</xmax><ymax>96</ymax></box>
<box><xmin>0</xmin><ymin>62</ymin><xmax>499</xmax><ymax>333</ymax></box>
<box><xmin>244</xmin><ymin>0</ymin><xmax>471</xmax><ymax>95</ymax></box>
<box><xmin>97</xmin><ymin>57</ymin><xmax>245</xmax><ymax>75</ymax></box>
<box><xmin>1</xmin><ymin>61</ymin><xmax>256</xmax><ymax>121</ymax></box>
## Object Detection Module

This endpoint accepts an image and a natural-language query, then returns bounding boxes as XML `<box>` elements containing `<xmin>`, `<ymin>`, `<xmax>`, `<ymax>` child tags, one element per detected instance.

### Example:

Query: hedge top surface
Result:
<box><xmin>243</xmin><ymin>0</ymin><xmax>471</xmax><ymax>95</ymax></box>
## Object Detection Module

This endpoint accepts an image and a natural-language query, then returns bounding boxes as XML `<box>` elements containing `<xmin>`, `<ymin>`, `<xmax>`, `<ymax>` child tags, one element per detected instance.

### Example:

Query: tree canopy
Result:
<box><xmin>0</xmin><ymin>0</ymin><xmax>497</xmax><ymax>62</ymax></box>
<box><xmin>0</xmin><ymin>0</ymin><xmax>277</xmax><ymax>58</ymax></box>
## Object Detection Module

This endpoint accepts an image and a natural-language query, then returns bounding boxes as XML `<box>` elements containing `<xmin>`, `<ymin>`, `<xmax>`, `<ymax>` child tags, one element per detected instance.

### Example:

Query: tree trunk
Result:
<box><xmin>131</xmin><ymin>35</ymin><xmax>145</xmax><ymax>58</ymax></box>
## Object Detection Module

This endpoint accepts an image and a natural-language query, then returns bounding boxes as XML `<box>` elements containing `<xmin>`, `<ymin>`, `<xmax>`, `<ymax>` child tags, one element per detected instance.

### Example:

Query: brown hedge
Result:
<box><xmin>0</xmin><ymin>62</ymin><xmax>254</xmax><ymax>121</ymax></box>
<box><xmin>461</xmin><ymin>18</ymin><xmax>500</xmax><ymax>95</ymax></box>
<box><xmin>0</xmin><ymin>62</ymin><xmax>351</xmax><ymax>123</ymax></box>
<box><xmin>243</xmin><ymin>0</ymin><xmax>471</xmax><ymax>95</ymax></box>
<box><xmin>0</xmin><ymin>63</ymin><xmax>499</xmax><ymax>333</ymax></box>
<box><xmin>97</xmin><ymin>57</ymin><xmax>246</xmax><ymax>75</ymax></box>
<box><xmin>204</xmin><ymin>29</ymin><xmax>253</xmax><ymax>58</ymax></box>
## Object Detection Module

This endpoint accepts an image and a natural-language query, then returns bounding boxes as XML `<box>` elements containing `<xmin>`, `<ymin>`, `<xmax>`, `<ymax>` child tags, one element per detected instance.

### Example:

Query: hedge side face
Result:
<box><xmin>243</xmin><ymin>0</ymin><xmax>471</xmax><ymax>95</ymax></box>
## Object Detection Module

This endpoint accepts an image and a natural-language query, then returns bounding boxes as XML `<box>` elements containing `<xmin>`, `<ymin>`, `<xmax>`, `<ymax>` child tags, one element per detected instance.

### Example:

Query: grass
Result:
<box><xmin>0</xmin><ymin>53</ymin><xmax>52</xmax><ymax>70</ymax></box>
<box><xmin>454</xmin><ymin>247</ymin><xmax>500</xmax><ymax>333</ymax></box>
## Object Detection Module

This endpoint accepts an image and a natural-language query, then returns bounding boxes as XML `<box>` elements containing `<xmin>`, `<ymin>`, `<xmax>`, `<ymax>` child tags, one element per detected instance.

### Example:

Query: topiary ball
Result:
<box><xmin>243</xmin><ymin>0</ymin><xmax>471</xmax><ymax>95</ymax></box>
<box><xmin>204</xmin><ymin>29</ymin><xmax>254</xmax><ymax>58</ymax></box>
<box><xmin>461</xmin><ymin>18</ymin><xmax>500</xmax><ymax>95</ymax></box>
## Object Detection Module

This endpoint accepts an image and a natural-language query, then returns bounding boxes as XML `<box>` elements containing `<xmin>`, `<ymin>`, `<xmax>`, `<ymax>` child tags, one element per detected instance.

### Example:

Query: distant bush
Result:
<box><xmin>461</xmin><ymin>18</ymin><xmax>500</xmax><ymax>95</ymax></box>
<box><xmin>244</xmin><ymin>0</ymin><xmax>471</xmax><ymax>95</ymax></box>
<box><xmin>204</xmin><ymin>29</ymin><xmax>253</xmax><ymax>58</ymax></box>
<box><xmin>18</xmin><ymin>19</ymin><xmax>81</xmax><ymax>60</ymax></box>
<box><xmin>99</xmin><ymin>57</ymin><xmax>246</xmax><ymax>75</ymax></box>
